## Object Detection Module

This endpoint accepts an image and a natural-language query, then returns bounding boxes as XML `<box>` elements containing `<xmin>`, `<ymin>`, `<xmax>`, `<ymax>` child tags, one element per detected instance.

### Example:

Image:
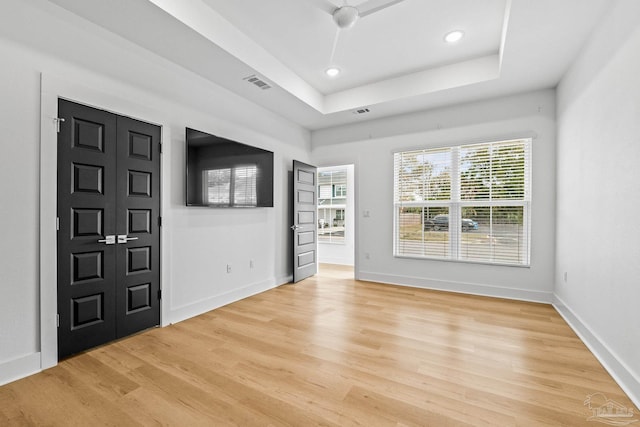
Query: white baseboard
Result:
<box><xmin>167</xmin><ymin>278</ymin><xmax>278</xmax><ymax>325</ymax></box>
<box><xmin>358</xmin><ymin>271</ymin><xmax>553</xmax><ymax>303</ymax></box>
<box><xmin>0</xmin><ymin>353</ymin><xmax>41</xmax><ymax>386</ymax></box>
<box><xmin>553</xmin><ymin>295</ymin><xmax>640</xmax><ymax>410</ymax></box>
<box><xmin>276</xmin><ymin>274</ymin><xmax>293</xmax><ymax>286</ymax></box>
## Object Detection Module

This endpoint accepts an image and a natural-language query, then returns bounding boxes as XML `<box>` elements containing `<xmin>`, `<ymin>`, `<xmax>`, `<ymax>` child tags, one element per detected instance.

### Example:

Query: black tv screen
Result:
<box><xmin>186</xmin><ymin>128</ymin><xmax>274</xmax><ymax>207</ymax></box>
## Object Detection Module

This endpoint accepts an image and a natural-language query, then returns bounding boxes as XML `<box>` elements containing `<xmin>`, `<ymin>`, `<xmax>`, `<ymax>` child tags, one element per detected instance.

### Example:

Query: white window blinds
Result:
<box><xmin>205</xmin><ymin>165</ymin><xmax>257</xmax><ymax>207</ymax></box>
<box><xmin>233</xmin><ymin>165</ymin><xmax>257</xmax><ymax>207</ymax></box>
<box><xmin>205</xmin><ymin>168</ymin><xmax>231</xmax><ymax>205</ymax></box>
<box><xmin>394</xmin><ymin>139</ymin><xmax>531</xmax><ymax>266</ymax></box>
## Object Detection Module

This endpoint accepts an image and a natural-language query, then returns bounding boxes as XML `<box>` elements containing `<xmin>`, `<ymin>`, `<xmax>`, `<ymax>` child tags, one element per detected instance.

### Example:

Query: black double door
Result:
<box><xmin>57</xmin><ymin>99</ymin><xmax>161</xmax><ymax>359</ymax></box>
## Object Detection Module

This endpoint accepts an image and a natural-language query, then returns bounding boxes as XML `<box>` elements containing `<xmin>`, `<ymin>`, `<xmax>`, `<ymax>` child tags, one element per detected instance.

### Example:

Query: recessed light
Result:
<box><xmin>444</xmin><ymin>30</ymin><xmax>464</xmax><ymax>43</ymax></box>
<box><xmin>325</xmin><ymin>67</ymin><xmax>340</xmax><ymax>77</ymax></box>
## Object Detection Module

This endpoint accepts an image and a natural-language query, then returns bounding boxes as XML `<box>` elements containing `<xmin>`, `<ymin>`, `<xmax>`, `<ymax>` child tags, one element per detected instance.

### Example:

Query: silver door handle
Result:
<box><xmin>290</xmin><ymin>225</ymin><xmax>300</xmax><ymax>231</ymax></box>
<box><xmin>117</xmin><ymin>235</ymin><xmax>139</xmax><ymax>244</ymax></box>
<box><xmin>98</xmin><ymin>235</ymin><xmax>116</xmax><ymax>245</ymax></box>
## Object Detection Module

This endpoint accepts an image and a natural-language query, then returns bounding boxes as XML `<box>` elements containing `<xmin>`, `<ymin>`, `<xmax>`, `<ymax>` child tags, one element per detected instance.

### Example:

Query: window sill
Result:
<box><xmin>393</xmin><ymin>254</ymin><xmax>530</xmax><ymax>268</ymax></box>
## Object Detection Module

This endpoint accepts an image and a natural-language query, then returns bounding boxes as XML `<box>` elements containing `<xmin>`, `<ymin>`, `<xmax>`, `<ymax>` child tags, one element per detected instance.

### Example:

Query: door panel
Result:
<box><xmin>292</xmin><ymin>160</ymin><xmax>318</xmax><ymax>283</ymax></box>
<box><xmin>57</xmin><ymin>100</ymin><xmax>161</xmax><ymax>359</ymax></box>
<box><xmin>57</xmin><ymin>100</ymin><xmax>118</xmax><ymax>358</ymax></box>
<box><xmin>115</xmin><ymin>116</ymin><xmax>161</xmax><ymax>337</ymax></box>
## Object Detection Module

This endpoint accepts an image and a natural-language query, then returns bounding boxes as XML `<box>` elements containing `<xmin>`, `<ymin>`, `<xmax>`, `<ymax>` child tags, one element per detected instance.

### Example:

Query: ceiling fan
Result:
<box><xmin>310</xmin><ymin>0</ymin><xmax>409</xmax><ymax>73</ymax></box>
<box><xmin>311</xmin><ymin>0</ymin><xmax>408</xmax><ymax>29</ymax></box>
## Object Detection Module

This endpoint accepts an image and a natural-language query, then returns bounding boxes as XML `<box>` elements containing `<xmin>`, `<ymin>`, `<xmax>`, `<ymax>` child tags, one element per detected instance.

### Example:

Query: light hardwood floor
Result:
<box><xmin>1</xmin><ymin>264</ymin><xmax>637</xmax><ymax>426</ymax></box>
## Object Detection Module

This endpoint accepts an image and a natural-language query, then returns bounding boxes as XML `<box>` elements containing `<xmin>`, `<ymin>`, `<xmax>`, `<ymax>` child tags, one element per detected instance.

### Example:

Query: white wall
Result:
<box><xmin>3</xmin><ymin>0</ymin><xmax>637</xmax><ymax>408</ymax></box>
<box><xmin>316</xmin><ymin>165</ymin><xmax>355</xmax><ymax>266</ymax></box>
<box><xmin>555</xmin><ymin>0</ymin><xmax>640</xmax><ymax>407</ymax></box>
<box><xmin>0</xmin><ymin>0</ymin><xmax>309</xmax><ymax>385</ymax></box>
<box><xmin>312</xmin><ymin>90</ymin><xmax>557</xmax><ymax>302</ymax></box>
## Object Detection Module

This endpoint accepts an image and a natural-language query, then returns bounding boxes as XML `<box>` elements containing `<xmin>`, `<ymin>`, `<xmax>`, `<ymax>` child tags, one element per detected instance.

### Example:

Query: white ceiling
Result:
<box><xmin>46</xmin><ymin>0</ymin><xmax>612</xmax><ymax>130</ymax></box>
<box><xmin>199</xmin><ymin>0</ymin><xmax>507</xmax><ymax>94</ymax></box>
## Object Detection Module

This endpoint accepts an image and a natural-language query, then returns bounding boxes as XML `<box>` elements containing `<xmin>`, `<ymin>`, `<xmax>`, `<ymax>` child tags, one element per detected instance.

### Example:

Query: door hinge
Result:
<box><xmin>159</xmin><ymin>142</ymin><xmax>162</xmax><ymax>154</ymax></box>
<box><xmin>56</xmin><ymin>314</ymin><xmax>60</xmax><ymax>328</ymax></box>
<box><xmin>158</xmin><ymin>216</ymin><xmax>162</xmax><ymax>227</ymax></box>
<box><xmin>56</xmin><ymin>217</ymin><xmax>60</xmax><ymax>231</ymax></box>
<box><xmin>158</xmin><ymin>290</ymin><xmax>162</xmax><ymax>300</ymax></box>
<box><xmin>53</xmin><ymin>117</ymin><xmax>65</xmax><ymax>133</ymax></box>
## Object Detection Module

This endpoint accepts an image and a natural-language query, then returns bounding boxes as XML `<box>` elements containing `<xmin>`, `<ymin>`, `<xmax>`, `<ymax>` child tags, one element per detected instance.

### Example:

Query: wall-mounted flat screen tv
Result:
<box><xmin>186</xmin><ymin>128</ymin><xmax>274</xmax><ymax>207</ymax></box>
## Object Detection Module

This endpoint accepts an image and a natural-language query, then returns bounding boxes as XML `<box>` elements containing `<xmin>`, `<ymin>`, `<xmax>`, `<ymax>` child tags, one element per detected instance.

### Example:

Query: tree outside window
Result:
<box><xmin>394</xmin><ymin>139</ymin><xmax>531</xmax><ymax>265</ymax></box>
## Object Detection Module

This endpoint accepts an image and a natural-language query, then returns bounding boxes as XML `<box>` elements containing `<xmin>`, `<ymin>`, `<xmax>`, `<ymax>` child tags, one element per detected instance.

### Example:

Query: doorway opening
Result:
<box><xmin>317</xmin><ymin>164</ymin><xmax>355</xmax><ymax>277</ymax></box>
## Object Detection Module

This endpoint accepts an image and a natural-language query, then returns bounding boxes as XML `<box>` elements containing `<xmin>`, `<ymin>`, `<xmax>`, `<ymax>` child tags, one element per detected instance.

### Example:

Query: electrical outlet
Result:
<box><xmin>364</xmin><ymin>252</ymin><xmax>370</xmax><ymax>260</ymax></box>
<box><xmin>226</xmin><ymin>264</ymin><xmax>232</xmax><ymax>274</ymax></box>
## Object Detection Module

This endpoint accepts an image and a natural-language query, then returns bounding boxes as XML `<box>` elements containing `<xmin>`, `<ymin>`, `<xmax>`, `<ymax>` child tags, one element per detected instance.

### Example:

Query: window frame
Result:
<box><xmin>393</xmin><ymin>138</ymin><xmax>531</xmax><ymax>267</ymax></box>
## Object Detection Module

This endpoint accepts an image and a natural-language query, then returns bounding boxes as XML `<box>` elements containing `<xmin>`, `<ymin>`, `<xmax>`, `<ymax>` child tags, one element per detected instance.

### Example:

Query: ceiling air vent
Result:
<box><xmin>352</xmin><ymin>107</ymin><xmax>370</xmax><ymax>115</ymax></box>
<box><xmin>243</xmin><ymin>74</ymin><xmax>272</xmax><ymax>90</ymax></box>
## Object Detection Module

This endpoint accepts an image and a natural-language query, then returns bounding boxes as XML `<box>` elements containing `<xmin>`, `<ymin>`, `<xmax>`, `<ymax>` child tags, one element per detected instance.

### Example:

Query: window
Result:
<box><xmin>319</xmin><ymin>184</ymin><xmax>332</xmax><ymax>199</ymax></box>
<box><xmin>204</xmin><ymin>165</ymin><xmax>257</xmax><ymax>206</ymax></box>
<box><xmin>394</xmin><ymin>139</ymin><xmax>531</xmax><ymax>266</ymax></box>
<box><xmin>205</xmin><ymin>168</ymin><xmax>231</xmax><ymax>205</ymax></box>
<box><xmin>318</xmin><ymin>167</ymin><xmax>347</xmax><ymax>243</ymax></box>
<box><xmin>334</xmin><ymin>184</ymin><xmax>347</xmax><ymax>198</ymax></box>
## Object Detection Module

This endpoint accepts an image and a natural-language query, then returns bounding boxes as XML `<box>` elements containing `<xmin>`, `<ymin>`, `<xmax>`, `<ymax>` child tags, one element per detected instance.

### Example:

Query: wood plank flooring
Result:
<box><xmin>1</xmin><ymin>264</ymin><xmax>637</xmax><ymax>426</ymax></box>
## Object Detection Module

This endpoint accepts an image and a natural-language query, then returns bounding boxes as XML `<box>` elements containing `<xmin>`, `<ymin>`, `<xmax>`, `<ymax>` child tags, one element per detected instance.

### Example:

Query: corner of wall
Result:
<box><xmin>553</xmin><ymin>294</ymin><xmax>640</xmax><ymax>409</ymax></box>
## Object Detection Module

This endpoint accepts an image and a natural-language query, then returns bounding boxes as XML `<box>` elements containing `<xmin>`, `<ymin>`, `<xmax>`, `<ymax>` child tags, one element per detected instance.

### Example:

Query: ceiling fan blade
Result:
<box><xmin>328</xmin><ymin>27</ymin><xmax>341</xmax><ymax>64</ymax></box>
<box><xmin>308</xmin><ymin>0</ymin><xmax>340</xmax><ymax>15</ymax></box>
<box><xmin>358</xmin><ymin>0</ymin><xmax>407</xmax><ymax>17</ymax></box>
